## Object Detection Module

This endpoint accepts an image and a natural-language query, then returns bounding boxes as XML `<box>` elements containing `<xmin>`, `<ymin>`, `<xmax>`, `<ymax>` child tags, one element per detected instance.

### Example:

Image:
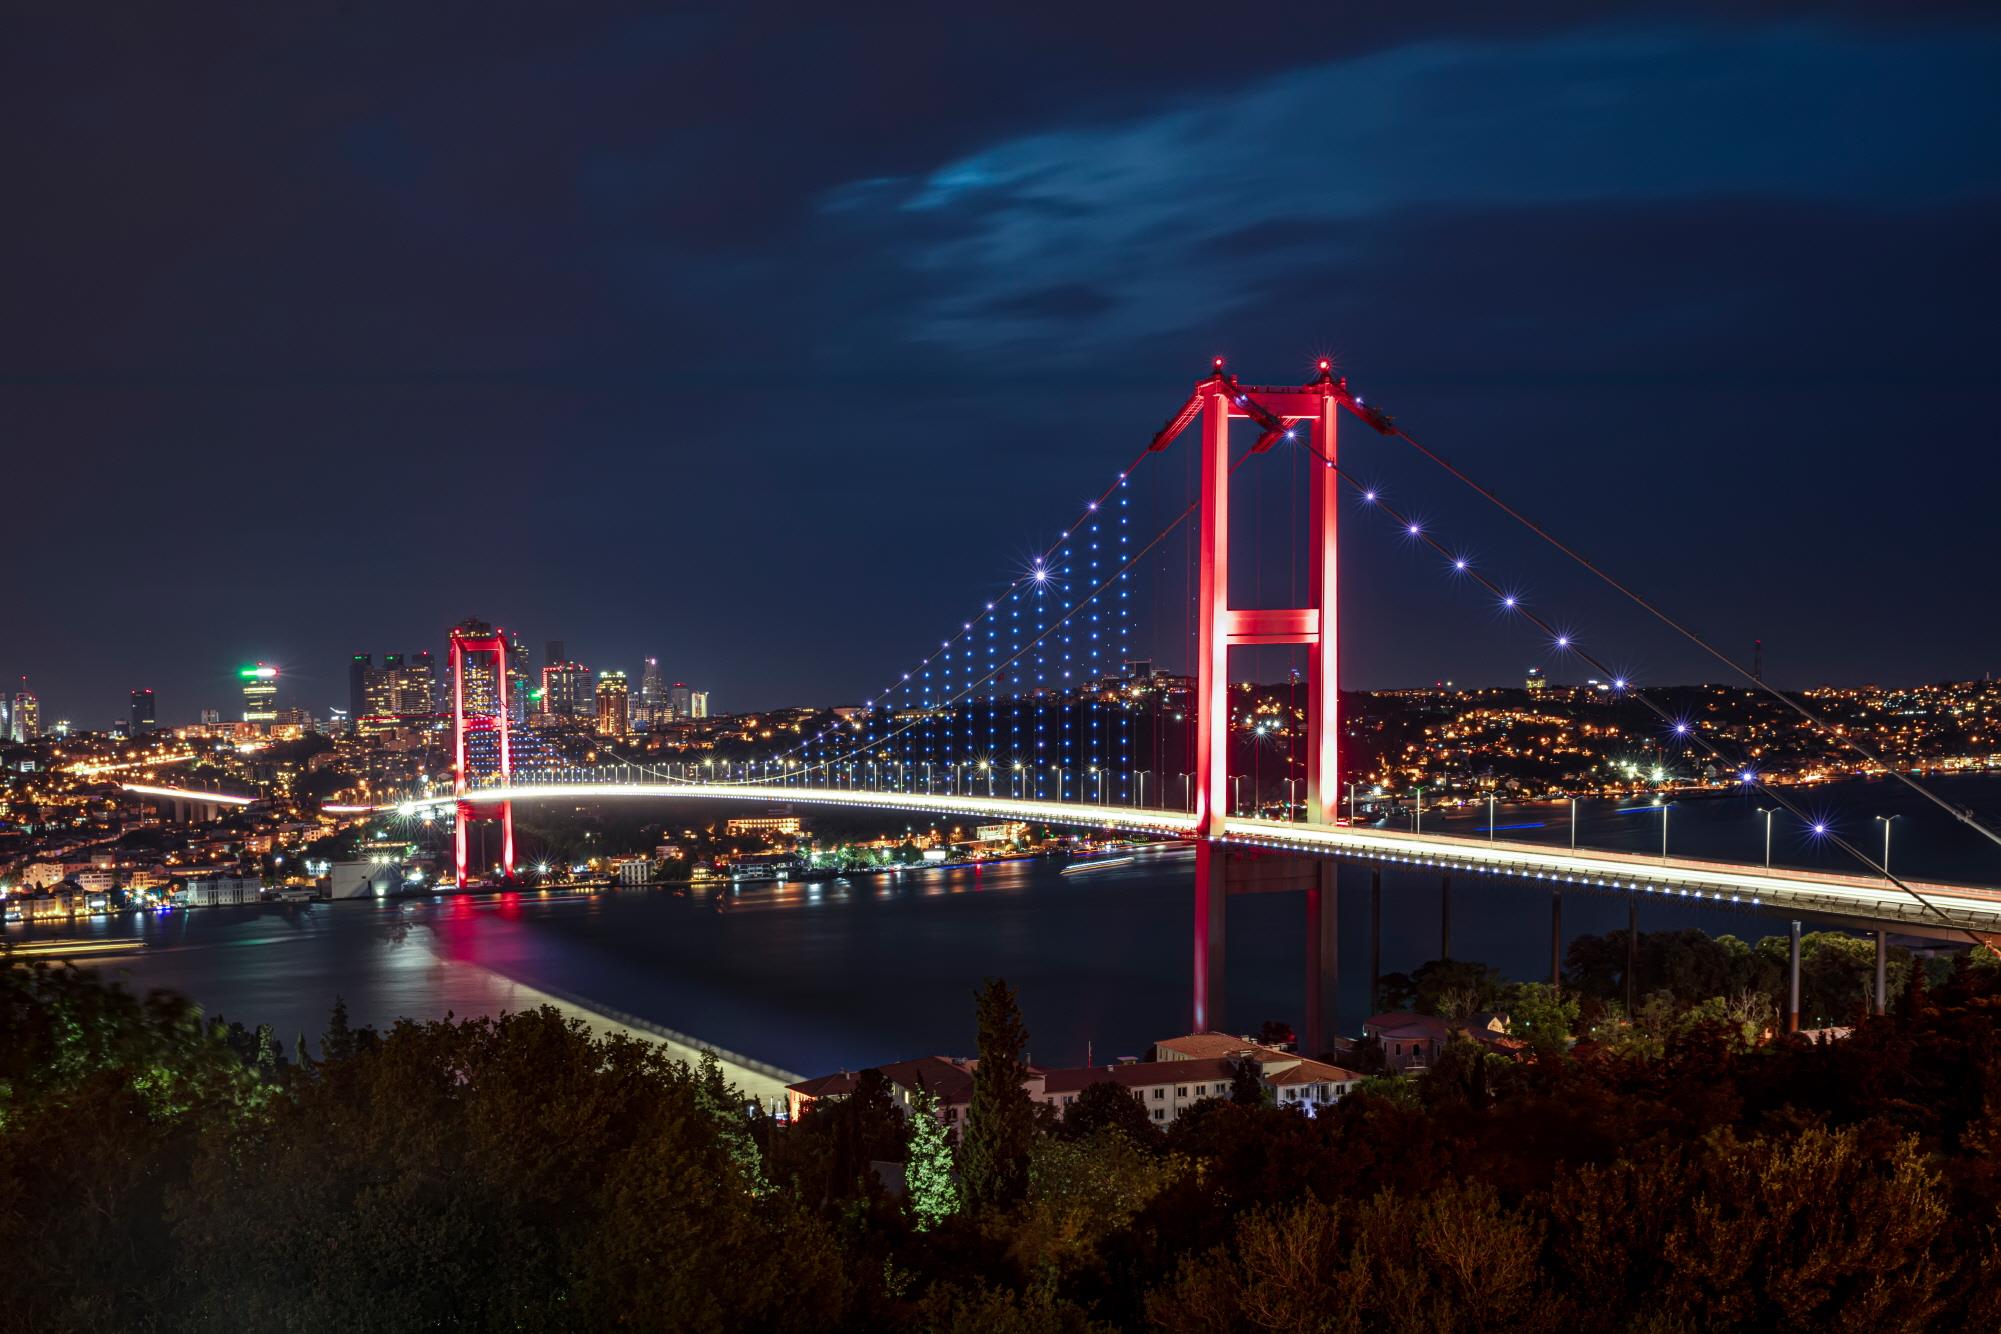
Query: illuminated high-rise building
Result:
<box><xmin>668</xmin><ymin>682</ymin><xmax>692</xmax><ymax>720</ymax></box>
<box><xmin>402</xmin><ymin>651</ymin><xmax>436</xmax><ymax>714</ymax></box>
<box><xmin>450</xmin><ymin>619</ymin><xmax>498</xmax><ymax>716</ymax></box>
<box><xmin>639</xmin><ymin>657</ymin><xmax>666</xmax><ymax>724</ymax></box>
<box><xmin>358</xmin><ymin>651</ymin><xmax>437</xmax><ymax>730</ymax></box>
<box><xmin>507</xmin><ymin>633</ymin><xmax>531</xmax><ymax>726</ymax></box>
<box><xmin>349</xmin><ymin>654</ymin><xmax>371</xmax><ymax>719</ymax></box>
<box><xmin>596</xmin><ymin>670</ymin><xmax>630</xmax><ymax>737</ymax></box>
<box><xmin>542</xmin><ymin>662</ymin><xmax>592</xmax><ymax>719</ymax></box>
<box><xmin>200</xmin><ymin>708</ymin><xmax>221</xmax><ymax>726</ymax></box>
<box><xmin>688</xmin><ymin>690</ymin><xmax>709</xmax><ymax>719</ymax></box>
<box><xmin>240</xmin><ymin>664</ymin><xmax>279</xmax><ymax>723</ymax></box>
<box><xmin>367</xmin><ymin>655</ymin><xmax>402</xmax><ymax>717</ymax></box>
<box><xmin>12</xmin><ymin>680</ymin><xmax>39</xmax><ymax>741</ymax></box>
<box><xmin>130</xmin><ymin>688</ymin><xmax>156</xmax><ymax>734</ymax></box>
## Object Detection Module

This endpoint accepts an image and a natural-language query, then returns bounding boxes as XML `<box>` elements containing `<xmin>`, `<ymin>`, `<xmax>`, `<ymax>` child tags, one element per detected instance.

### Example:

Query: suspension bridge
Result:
<box><xmin>316</xmin><ymin>360</ymin><xmax>2001</xmax><ymax>1043</ymax></box>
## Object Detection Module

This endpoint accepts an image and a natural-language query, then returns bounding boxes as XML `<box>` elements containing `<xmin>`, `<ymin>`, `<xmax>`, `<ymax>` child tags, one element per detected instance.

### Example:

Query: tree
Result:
<box><xmin>1228</xmin><ymin>1056</ymin><xmax>1267</xmax><ymax>1107</ymax></box>
<box><xmin>906</xmin><ymin>1084</ymin><xmax>957</xmax><ymax>1231</ymax></box>
<box><xmin>322</xmin><ymin>995</ymin><xmax>356</xmax><ymax>1062</ymax></box>
<box><xmin>694</xmin><ymin>1049</ymin><xmax>766</xmax><ymax>1192</ymax></box>
<box><xmin>1407</xmin><ymin>958</ymin><xmax>1506</xmax><ymax>1017</ymax></box>
<box><xmin>1256</xmin><ymin>1019</ymin><xmax>1295</xmax><ymax>1048</ymax></box>
<box><xmin>959</xmin><ymin>978</ymin><xmax>1035</xmax><ymax>1213</ymax></box>
<box><xmin>1502</xmin><ymin>982</ymin><xmax>1578</xmax><ymax>1054</ymax></box>
<box><xmin>1063</xmin><ymin>1079</ymin><xmax>1161</xmax><ymax>1144</ymax></box>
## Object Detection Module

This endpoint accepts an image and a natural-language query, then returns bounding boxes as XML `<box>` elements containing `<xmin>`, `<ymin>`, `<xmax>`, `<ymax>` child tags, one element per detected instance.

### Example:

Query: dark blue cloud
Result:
<box><xmin>2</xmin><ymin>6</ymin><xmax>1998</xmax><ymax>721</ymax></box>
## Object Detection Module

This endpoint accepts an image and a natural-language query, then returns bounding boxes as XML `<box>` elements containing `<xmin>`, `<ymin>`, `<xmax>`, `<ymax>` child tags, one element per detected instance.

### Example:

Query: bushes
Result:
<box><xmin>5</xmin><ymin>956</ymin><xmax>2001</xmax><ymax>1330</ymax></box>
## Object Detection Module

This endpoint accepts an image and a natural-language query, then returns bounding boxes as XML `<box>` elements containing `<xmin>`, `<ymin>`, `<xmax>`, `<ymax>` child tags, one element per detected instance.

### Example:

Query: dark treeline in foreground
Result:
<box><xmin>3</xmin><ymin>954</ymin><xmax>2000</xmax><ymax>1333</ymax></box>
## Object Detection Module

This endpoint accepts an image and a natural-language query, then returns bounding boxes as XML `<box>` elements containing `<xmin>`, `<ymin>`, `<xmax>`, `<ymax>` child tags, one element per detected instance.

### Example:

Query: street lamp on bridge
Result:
<box><xmin>1873</xmin><ymin>813</ymin><xmax>1901</xmax><ymax>879</ymax></box>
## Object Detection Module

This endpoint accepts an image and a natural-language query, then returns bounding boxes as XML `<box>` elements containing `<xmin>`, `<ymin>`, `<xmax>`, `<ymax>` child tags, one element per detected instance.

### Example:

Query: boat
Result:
<box><xmin>1061</xmin><ymin>855</ymin><xmax>1135</xmax><ymax>877</ymax></box>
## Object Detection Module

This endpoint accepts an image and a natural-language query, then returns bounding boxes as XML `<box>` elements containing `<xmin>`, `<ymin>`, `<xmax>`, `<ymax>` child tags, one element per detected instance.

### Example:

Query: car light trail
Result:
<box><xmin>120</xmin><ymin>783</ymin><xmax>255</xmax><ymax>805</ymax></box>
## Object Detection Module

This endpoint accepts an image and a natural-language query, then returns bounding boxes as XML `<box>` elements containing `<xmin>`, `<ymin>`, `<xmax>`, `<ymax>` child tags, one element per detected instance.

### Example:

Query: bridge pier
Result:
<box><xmin>1303</xmin><ymin>863</ymin><xmax>1338</xmax><ymax>1057</ymax></box>
<box><xmin>1192</xmin><ymin>842</ymin><xmax>1226</xmax><ymax>1033</ymax></box>
<box><xmin>1193</xmin><ymin>846</ymin><xmax>1342</xmax><ymax>1045</ymax></box>
<box><xmin>1875</xmin><ymin>929</ymin><xmax>1888</xmax><ymax>1015</ymax></box>
<box><xmin>1626</xmin><ymin>896</ymin><xmax>1638</xmax><ymax>1016</ymax></box>
<box><xmin>1788</xmin><ymin>919</ymin><xmax>1802</xmax><ymax>1034</ymax></box>
<box><xmin>1550</xmin><ymin>889</ymin><xmax>1562</xmax><ymax>992</ymax></box>
<box><xmin>1370</xmin><ymin>869</ymin><xmax>1381</xmax><ymax>1014</ymax></box>
<box><xmin>1440</xmin><ymin>875</ymin><xmax>1452</xmax><ymax>960</ymax></box>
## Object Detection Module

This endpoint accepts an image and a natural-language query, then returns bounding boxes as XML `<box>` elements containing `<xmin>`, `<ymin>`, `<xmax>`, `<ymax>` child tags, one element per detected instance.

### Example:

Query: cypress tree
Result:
<box><xmin>906</xmin><ymin>1083</ymin><xmax>956</xmax><ymax>1230</ymax></box>
<box><xmin>958</xmin><ymin>978</ymin><xmax>1034</xmax><ymax>1212</ymax></box>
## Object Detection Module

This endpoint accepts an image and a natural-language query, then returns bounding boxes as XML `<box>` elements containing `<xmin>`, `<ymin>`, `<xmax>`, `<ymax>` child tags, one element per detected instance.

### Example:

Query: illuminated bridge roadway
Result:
<box><xmin>409</xmin><ymin>778</ymin><xmax>2001</xmax><ymax>942</ymax></box>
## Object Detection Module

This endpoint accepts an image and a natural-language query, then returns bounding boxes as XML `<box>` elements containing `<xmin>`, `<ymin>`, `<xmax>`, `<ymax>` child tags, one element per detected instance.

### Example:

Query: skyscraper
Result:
<box><xmin>349</xmin><ymin>653</ymin><xmax>371</xmax><ymax>720</ymax></box>
<box><xmin>403</xmin><ymin>651</ymin><xmax>435</xmax><ymax>714</ymax></box>
<box><xmin>688</xmin><ymin>690</ymin><xmax>709</xmax><ymax>719</ymax></box>
<box><xmin>507</xmin><ymin>633</ymin><xmax>531</xmax><ymax>727</ymax></box>
<box><xmin>240</xmin><ymin>664</ymin><xmax>279</xmax><ymax>723</ymax></box>
<box><xmin>12</xmin><ymin>680</ymin><xmax>38</xmax><ymax>741</ymax></box>
<box><xmin>668</xmin><ymin>682</ymin><xmax>692</xmax><ymax>720</ymax></box>
<box><xmin>542</xmin><ymin>661</ymin><xmax>592</xmax><ymax>719</ymax></box>
<box><xmin>639</xmin><ymin>657</ymin><xmax>666</xmax><ymax>725</ymax></box>
<box><xmin>450</xmin><ymin>619</ymin><xmax>498</xmax><ymax>716</ymax></box>
<box><xmin>596</xmin><ymin>670</ymin><xmax>630</xmax><ymax>737</ymax></box>
<box><xmin>130</xmin><ymin>688</ymin><xmax>156</xmax><ymax>734</ymax></box>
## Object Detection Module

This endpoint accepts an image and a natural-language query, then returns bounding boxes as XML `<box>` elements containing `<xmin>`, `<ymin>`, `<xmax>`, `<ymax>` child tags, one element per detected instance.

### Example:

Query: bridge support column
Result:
<box><xmin>1369</xmin><ymin>869</ymin><xmax>1381</xmax><ymax>1013</ymax></box>
<box><xmin>1304</xmin><ymin>862</ymin><xmax>1338</xmax><ymax>1057</ymax></box>
<box><xmin>1788</xmin><ymin>919</ymin><xmax>1802</xmax><ymax>1034</ymax></box>
<box><xmin>1192</xmin><ymin>842</ymin><xmax>1226</xmax><ymax>1033</ymax></box>
<box><xmin>1626</xmin><ymin>897</ymin><xmax>1637</xmax><ymax>1016</ymax></box>
<box><xmin>1550</xmin><ymin>889</ymin><xmax>1562</xmax><ymax>992</ymax></box>
<box><xmin>1440</xmin><ymin>875</ymin><xmax>1452</xmax><ymax>961</ymax></box>
<box><xmin>1875</xmin><ymin>929</ymin><xmax>1888</xmax><ymax>1016</ymax></box>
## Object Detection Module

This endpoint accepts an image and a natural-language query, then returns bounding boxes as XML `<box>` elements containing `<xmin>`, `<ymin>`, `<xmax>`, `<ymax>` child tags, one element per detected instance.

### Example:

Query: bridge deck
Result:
<box><xmin>420</xmin><ymin>781</ymin><xmax>2001</xmax><ymax>937</ymax></box>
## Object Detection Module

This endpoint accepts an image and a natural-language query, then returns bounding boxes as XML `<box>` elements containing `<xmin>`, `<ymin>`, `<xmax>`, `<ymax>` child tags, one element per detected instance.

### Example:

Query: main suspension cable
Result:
<box><xmin>1383</xmin><ymin>421</ymin><xmax>2001</xmax><ymax>856</ymax></box>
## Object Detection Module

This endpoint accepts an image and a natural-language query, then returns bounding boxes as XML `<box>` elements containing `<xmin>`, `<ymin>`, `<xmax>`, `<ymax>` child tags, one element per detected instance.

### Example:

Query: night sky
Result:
<box><xmin>7</xmin><ymin>4</ymin><xmax>1999</xmax><ymax>726</ymax></box>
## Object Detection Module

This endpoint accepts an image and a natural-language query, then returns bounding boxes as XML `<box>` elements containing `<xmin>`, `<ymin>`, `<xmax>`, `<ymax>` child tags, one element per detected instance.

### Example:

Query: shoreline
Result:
<box><xmin>423</xmin><ymin>951</ymin><xmax>802</xmax><ymax>1112</ymax></box>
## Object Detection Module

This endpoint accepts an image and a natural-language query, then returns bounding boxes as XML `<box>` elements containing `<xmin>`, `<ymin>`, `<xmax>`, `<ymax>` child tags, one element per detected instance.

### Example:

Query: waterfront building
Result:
<box><xmin>129</xmin><ymin>688</ymin><xmax>156</xmax><ymax>734</ymax></box>
<box><xmin>596</xmin><ymin>670</ymin><xmax>630</xmax><ymax>737</ymax></box>
<box><xmin>1363</xmin><ymin>1011</ymin><xmax>1525</xmax><ymax>1072</ymax></box>
<box><xmin>725</xmin><ymin>814</ymin><xmax>802</xmax><ymax>838</ymax></box>
<box><xmin>786</xmin><ymin>1034</ymin><xmax>1363</xmax><ymax>1129</ymax></box>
